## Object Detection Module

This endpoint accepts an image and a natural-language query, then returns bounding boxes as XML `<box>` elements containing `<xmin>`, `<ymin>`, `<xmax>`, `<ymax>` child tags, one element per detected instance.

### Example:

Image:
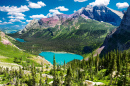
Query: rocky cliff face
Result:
<box><xmin>118</xmin><ymin>6</ymin><xmax>130</xmax><ymax>32</ymax></box>
<box><xmin>19</xmin><ymin>19</ymin><xmax>40</xmax><ymax>34</ymax></box>
<box><xmin>74</xmin><ymin>5</ymin><xmax>123</xmax><ymax>26</ymax></box>
<box><xmin>101</xmin><ymin>6</ymin><xmax>130</xmax><ymax>55</ymax></box>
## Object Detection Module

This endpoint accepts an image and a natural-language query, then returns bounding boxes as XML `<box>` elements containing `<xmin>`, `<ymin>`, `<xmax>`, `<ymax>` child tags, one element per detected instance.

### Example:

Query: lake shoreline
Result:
<box><xmin>40</xmin><ymin>51</ymin><xmax>75</xmax><ymax>54</ymax></box>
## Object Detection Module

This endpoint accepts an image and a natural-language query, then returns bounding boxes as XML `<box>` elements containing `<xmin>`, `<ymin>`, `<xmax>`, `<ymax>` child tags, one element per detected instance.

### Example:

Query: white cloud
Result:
<box><xmin>37</xmin><ymin>1</ymin><xmax>46</xmax><ymax>6</ymax></box>
<box><xmin>0</xmin><ymin>22</ymin><xmax>13</xmax><ymax>25</ymax></box>
<box><xmin>14</xmin><ymin>25</ymin><xmax>20</xmax><ymax>27</ymax></box>
<box><xmin>49</xmin><ymin>9</ymin><xmax>62</xmax><ymax>14</ymax></box>
<box><xmin>22</xmin><ymin>22</ymin><xmax>26</xmax><ymax>24</ymax></box>
<box><xmin>28</xmin><ymin>1</ymin><xmax>46</xmax><ymax>8</ymax></box>
<box><xmin>26</xmin><ymin>20</ymin><xmax>32</xmax><ymax>22</ymax></box>
<box><xmin>28</xmin><ymin>2</ymin><xmax>41</xmax><ymax>8</ymax></box>
<box><xmin>89</xmin><ymin>0</ymin><xmax>110</xmax><ymax>6</ymax></box>
<box><xmin>116</xmin><ymin>2</ymin><xmax>129</xmax><ymax>9</ymax></box>
<box><xmin>0</xmin><ymin>5</ymin><xmax>29</xmax><ymax>13</ymax></box>
<box><xmin>74</xmin><ymin>0</ymin><xmax>87</xmax><ymax>2</ymax></box>
<box><xmin>0</xmin><ymin>20</ymin><xmax>2</xmax><ymax>22</ymax></box>
<box><xmin>15</xmin><ymin>16</ymin><xmax>25</xmax><ymax>20</ymax></box>
<box><xmin>28</xmin><ymin>5</ymin><xmax>65</xmax><ymax>19</ymax></box>
<box><xmin>8</xmin><ymin>16</ymin><xmax>25</xmax><ymax>20</ymax></box>
<box><xmin>30</xmin><ymin>14</ymin><xmax>47</xmax><ymax>19</ymax></box>
<box><xmin>0</xmin><ymin>5</ymin><xmax>29</xmax><ymax>22</ymax></box>
<box><xmin>7</xmin><ymin>12</ymin><xmax>25</xmax><ymax>17</ymax></box>
<box><xmin>2</xmin><ymin>18</ymin><xmax>5</xmax><ymax>20</ymax></box>
<box><xmin>55</xmin><ymin>6</ymin><xmax>69</xmax><ymax>11</ymax></box>
<box><xmin>8</xmin><ymin>16</ymin><xmax>15</xmax><ymax>19</ymax></box>
<box><xmin>47</xmin><ymin>9</ymin><xmax>63</xmax><ymax>17</ymax></box>
<box><xmin>74</xmin><ymin>10</ymin><xmax>77</xmax><ymax>13</ymax></box>
<box><xmin>9</xmin><ymin>19</ymin><xmax>22</xmax><ymax>22</ymax></box>
<box><xmin>46</xmin><ymin>13</ymin><xmax>53</xmax><ymax>18</ymax></box>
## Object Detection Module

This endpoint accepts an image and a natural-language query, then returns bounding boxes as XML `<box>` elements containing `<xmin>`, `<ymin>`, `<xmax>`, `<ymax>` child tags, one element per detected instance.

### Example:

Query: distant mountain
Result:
<box><xmin>13</xmin><ymin>15</ymin><xmax>116</xmax><ymax>55</ymax></box>
<box><xmin>19</xmin><ymin>5</ymin><xmax>123</xmax><ymax>34</ymax></box>
<box><xmin>19</xmin><ymin>14</ymin><xmax>72</xmax><ymax>34</ymax></box>
<box><xmin>101</xmin><ymin>6</ymin><xmax>130</xmax><ymax>55</ymax></box>
<box><xmin>0</xmin><ymin>28</ymin><xmax>18</xmax><ymax>34</ymax></box>
<box><xmin>74</xmin><ymin>5</ymin><xmax>123</xmax><ymax>26</ymax></box>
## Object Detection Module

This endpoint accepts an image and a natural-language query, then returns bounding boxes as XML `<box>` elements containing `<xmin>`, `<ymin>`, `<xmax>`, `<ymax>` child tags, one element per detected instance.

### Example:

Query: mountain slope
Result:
<box><xmin>0</xmin><ymin>31</ymin><xmax>51</xmax><ymax>66</ymax></box>
<box><xmin>13</xmin><ymin>16</ymin><xmax>116</xmax><ymax>55</ymax></box>
<box><xmin>100</xmin><ymin>6</ymin><xmax>130</xmax><ymax>55</ymax></box>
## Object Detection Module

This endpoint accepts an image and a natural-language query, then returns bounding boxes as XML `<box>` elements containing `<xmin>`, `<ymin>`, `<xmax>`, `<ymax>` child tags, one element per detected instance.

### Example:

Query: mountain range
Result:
<box><xmin>19</xmin><ymin>5</ymin><xmax>123</xmax><ymax>34</ymax></box>
<box><xmin>10</xmin><ymin>5</ymin><xmax>130</xmax><ymax>56</ymax></box>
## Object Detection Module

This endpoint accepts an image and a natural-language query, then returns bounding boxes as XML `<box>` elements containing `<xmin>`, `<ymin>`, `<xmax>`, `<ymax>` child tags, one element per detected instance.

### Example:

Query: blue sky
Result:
<box><xmin>0</xmin><ymin>0</ymin><xmax>129</xmax><ymax>29</ymax></box>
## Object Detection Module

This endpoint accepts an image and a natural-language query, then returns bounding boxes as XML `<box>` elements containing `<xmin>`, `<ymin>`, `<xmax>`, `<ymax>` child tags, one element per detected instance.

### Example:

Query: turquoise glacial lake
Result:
<box><xmin>15</xmin><ymin>38</ymin><xmax>26</xmax><ymax>42</ymax></box>
<box><xmin>39</xmin><ymin>52</ymin><xmax>83</xmax><ymax>65</ymax></box>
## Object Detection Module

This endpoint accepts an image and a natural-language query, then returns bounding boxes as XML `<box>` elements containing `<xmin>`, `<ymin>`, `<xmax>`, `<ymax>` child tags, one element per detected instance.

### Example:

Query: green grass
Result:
<box><xmin>0</xmin><ymin>39</ymin><xmax>41</xmax><ymax>67</ymax></box>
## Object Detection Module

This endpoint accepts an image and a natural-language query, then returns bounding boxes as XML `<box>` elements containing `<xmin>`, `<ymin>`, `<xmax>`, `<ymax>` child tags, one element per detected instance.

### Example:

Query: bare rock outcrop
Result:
<box><xmin>118</xmin><ymin>6</ymin><xmax>130</xmax><ymax>32</ymax></box>
<box><xmin>101</xmin><ymin>6</ymin><xmax>130</xmax><ymax>54</ymax></box>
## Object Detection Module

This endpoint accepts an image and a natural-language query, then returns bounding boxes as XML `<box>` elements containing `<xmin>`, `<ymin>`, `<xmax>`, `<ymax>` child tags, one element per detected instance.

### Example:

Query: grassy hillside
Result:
<box><xmin>0</xmin><ymin>31</ymin><xmax>51</xmax><ymax>67</ymax></box>
<box><xmin>10</xmin><ymin>17</ymin><xmax>116</xmax><ymax>56</ymax></box>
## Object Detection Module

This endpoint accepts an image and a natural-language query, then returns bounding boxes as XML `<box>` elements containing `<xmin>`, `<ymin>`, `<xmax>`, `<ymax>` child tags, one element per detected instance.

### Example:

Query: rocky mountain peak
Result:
<box><xmin>119</xmin><ymin>6</ymin><xmax>130</xmax><ymax>32</ymax></box>
<box><xmin>75</xmin><ymin>5</ymin><xmax>123</xmax><ymax>26</ymax></box>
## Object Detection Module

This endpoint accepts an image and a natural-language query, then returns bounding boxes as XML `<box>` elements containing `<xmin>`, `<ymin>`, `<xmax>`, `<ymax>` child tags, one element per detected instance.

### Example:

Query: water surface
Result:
<box><xmin>15</xmin><ymin>38</ymin><xmax>26</xmax><ymax>42</ymax></box>
<box><xmin>39</xmin><ymin>52</ymin><xmax>83</xmax><ymax>65</ymax></box>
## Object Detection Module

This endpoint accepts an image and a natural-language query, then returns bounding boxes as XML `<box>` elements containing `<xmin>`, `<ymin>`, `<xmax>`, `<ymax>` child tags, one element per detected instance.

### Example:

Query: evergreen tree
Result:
<box><xmin>41</xmin><ymin>62</ymin><xmax>44</xmax><ymax>72</ymax></box>
<box><xmin>53</xmin><ymin>55</ymin><xmax>57</xmax><ymax>86</ymax></box>
<box><xmin>113</xmin><ymin>50</ymin><xmax>117</xmax><ymax>71</ymax></box>
<box><xmin>65</xmin><ymin>65</ymin><xmax>73</xmax><ymax>86</ymax></box>
<box><xmin>55</xmin><ymin>74</ymin><xmax>60</xmax><ymax>86</ymax></box>
<box><xmin>109</xmin><ymin>72</ymin><xmax>113</xmax><ymax>85</ymax></box>
<box><xmin>117</xmin><ymin>50</ymin><xmax>121</xmax><ymax>72</ymax></box>
<box><xmin>90</xmin><ymin>54</ymin><xmax>93</xmax><ymax>80</ymax></box>
<box><xmin>60</xmin><ymin>70</ymin><xmax>64</xmax><ymax>81</ymax></box>
<box><xmin>31</xmin><ymin>63</ymin><xmax>36</xmax><ymax>86</ymax></box>
<box><xmin>96</xmin><ymin>54</ymin><xmax>99</xmax><ymax>73</ymax></box>
<box><xmin>39</xmin><ymin>72</ymin><xmax>43</xmax><ymax>86</ymax></box>
<box><xmin>64</xmin><ymin>60</ymin><xmax>66</xmax><ymax>73</ymax></box>
<box><xmin>45</xmin><ymin>75</ymin><xmax>48</xmax><ymax>86</ymax></box>
<box><xmin>124</xmin><ymin>51</ymin><xmax>128</xmax><ymax>86</ymax></box>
